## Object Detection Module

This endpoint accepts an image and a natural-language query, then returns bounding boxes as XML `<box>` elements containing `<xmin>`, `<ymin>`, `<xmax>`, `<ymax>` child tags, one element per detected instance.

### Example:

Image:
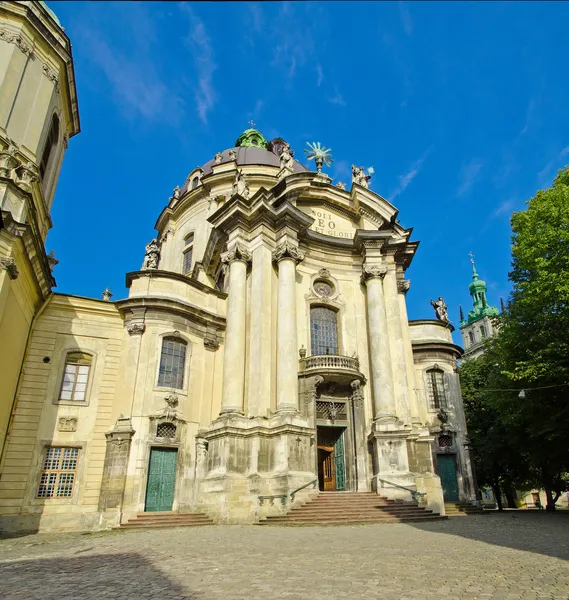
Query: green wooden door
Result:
<box><xmin>145</xmin><ymin>448</ymin><xmax>178</xmax><ymax>512</ymax></box>
<box><xmin>437</xmin><ymin>454</ymin><xmax>459</xmax><ymax>502</ymax></box>
<box><xmin>334</xmin><ymin>431</ymin><xmax>346</xmax><ymax>491</ymax></box>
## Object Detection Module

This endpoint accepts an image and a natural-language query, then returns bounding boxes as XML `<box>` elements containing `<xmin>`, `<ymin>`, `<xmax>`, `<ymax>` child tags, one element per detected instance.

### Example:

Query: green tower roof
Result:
<box><xmin>235</xmin><ymin>126</ymin><xmax>270</xmax><ymax>149</ymax></box>
<box><xmin>460</xmin><ymin>257</ymin><xmax>499</xmax><ymax>327</ymax></box>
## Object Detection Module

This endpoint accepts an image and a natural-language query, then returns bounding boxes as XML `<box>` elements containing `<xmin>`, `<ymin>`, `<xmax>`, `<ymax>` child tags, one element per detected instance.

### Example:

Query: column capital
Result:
<box><xmin>221</xmin><ymin>242</ymin><xmax>251</xmax><ymax>266</ymax></box>
<box><xmin>397</xmin><ymin>279</ymin><xmax>411</xmax><ymax>295</ymax></box>
<box><xmin>361</xmin><ymin>263</ymin><xmax>387</xmax><ymax>284</ymax></box>
<box><xmin>272</xmin><ymin>240</ymin><xmax>304</xmax><ymax>264</ymax></box>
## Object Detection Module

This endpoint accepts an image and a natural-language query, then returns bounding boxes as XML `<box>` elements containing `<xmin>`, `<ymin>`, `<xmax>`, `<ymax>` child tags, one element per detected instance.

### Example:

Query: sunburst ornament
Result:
<box><xmin>304</xmin><ymin>142</ymin><xmax>334</xmax><ymax>173</ymax></box>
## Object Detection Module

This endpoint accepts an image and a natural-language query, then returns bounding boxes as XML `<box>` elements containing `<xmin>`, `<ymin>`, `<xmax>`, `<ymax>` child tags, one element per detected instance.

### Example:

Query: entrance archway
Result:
<box><xmin>317</xmin><ymin>426</ymin><xmax>346</xmax><ymax>491</ymax></box>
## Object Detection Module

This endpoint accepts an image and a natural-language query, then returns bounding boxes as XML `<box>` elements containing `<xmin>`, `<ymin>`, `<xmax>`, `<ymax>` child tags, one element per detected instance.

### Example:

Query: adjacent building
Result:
<box><xmin>0</xmin><ymin>2</ymin><xmax>478</xmax><ymax>533</ymax></box>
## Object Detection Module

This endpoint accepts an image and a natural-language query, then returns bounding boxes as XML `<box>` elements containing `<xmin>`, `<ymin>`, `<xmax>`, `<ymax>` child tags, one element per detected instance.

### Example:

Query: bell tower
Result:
<box><xmin>0</xmin><ymin>1</ymin><xmax>80</xmax><ymax>458</ymax></box>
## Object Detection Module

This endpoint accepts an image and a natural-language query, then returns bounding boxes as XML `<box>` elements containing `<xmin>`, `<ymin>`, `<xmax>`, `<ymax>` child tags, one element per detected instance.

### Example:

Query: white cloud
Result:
<box><xmin>316</xmin><ymin>63</ymin><xmax>324</xmax><ymax>87</ymax></box>
<box><xmin>492</xmin><ymin>199</ymin><xmax>515</xmax><ymax>219</ymax></box>
<box><xmin>457</xmin><ymin>160</ymin><xmax>483</xmax><ymax>197</ymax></box>
<box><xmin>182</xmin><ymin>6</ymin><xmax>217</xmax><ymax>124</ymax></box>
<box><xmin>398</xmin><ymin>1</ymin><xmax>413</xmax><ymax>36</ymax></box>
<box><xmin>328</xmin><ymin>86</ymin><xmax>346</xmax><ymax>107</ymax></box>
<box><xmin>390</xmin><ymin>147</ymin><xmax>432</xmax><ymax>200</ymax></box>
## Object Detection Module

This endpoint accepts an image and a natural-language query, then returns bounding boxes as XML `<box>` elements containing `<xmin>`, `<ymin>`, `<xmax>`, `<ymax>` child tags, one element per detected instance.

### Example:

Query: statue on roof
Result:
<box><xmin>215</xmin><ymin>152</ymin><xmax>223</xmax><ymax>165</ymax></box>
<box><xmin>173</xmin><ymin>186</ymin><xmax>180</xmax><ymax>200</ymax></box>
<box><xmin>142</xmin><ymin>238</ymin><xmax>161</xmax><ymax>270</ymax></box>
<box><xmin>352</xmin><ymin>165</ymin><xmax>371</xmax><ymax>189</ymax></box>
<box><xmin>279</xmin><ymin>142</ymin><xmax>295</xmax><ymax>170</ymax></box>
<box><xmin>430</xmin><ymin>296</ymin><xmax>449</xmax><ymax>323</ymax></box>
<box><xmin>228</xmin><ymin>148</ymin><xmax>237</xmax><ymax>161</ymax></box>
<box><xmin>232</xmin><ymin>169</ymin><xmax>250</xmax><ymax>199</ymax></box>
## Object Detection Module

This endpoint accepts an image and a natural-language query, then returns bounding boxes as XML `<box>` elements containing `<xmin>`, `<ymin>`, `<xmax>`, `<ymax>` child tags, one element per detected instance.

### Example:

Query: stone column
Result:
<box><xmin>273</xmin><ymin>240</ymin><xmax>304</xmax><ymax>413</ymax></box>
<box><xmin>351</xmin><ymin>380</ymin><xmax>369</xmax><ymax>491</ymax></box>
<box><xmin>383</xmin><ymin>265</ymin><xmax>411</xmax><ymax>424</ymax></box>
<box><xmin>397</xmin><ymin>278</ymin><xmax>421</xmax><ymax>425</ymax></box>
<box><xmin>361</xmin><ymin>264</ymin><xmax>396</xmax><ymax>420</ymax></box>
<box><xmin>220</xmin><ymin>242</ymin><xmax>251</xmax><ymax>415</ymax></box>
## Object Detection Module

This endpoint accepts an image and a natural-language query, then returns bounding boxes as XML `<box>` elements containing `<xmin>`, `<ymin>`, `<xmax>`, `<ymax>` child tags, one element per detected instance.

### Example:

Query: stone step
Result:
<box><xmin>133</xmin><ymin>513</ymin><xmax>211</xmax><ymax>520</ymax></box>
<box><xmin>119</xmin><ymin>512</ymin><xmax>214</xmax><ymax>530</ymax></box>
<box><xmin>120</xmin><ymin>521</ymin><xmax>213</xmax><ymax>529</ymax></box>
<box><xmin>288</xmin><ymin>507</ymin><xmax>434</xmax><ymax>516</ymax></box>
<box><xmin>261</xmin><ymin>515</ymin><xmax>447</xmax><ymax>526</ymax></box>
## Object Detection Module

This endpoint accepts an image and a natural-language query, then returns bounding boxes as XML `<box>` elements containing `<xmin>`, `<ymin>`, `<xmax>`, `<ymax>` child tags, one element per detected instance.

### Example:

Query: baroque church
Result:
<box><xmin>0</xmin><ymin>1</ymin><xmax>478</xmax><ymax>533</ymax></box>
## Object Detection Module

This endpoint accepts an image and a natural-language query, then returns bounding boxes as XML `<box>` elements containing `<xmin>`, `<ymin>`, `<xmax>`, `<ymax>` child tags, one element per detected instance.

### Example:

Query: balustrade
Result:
<box><xmin>300</xmin><ymin>354</ymin><xmax>360</xmax><ymax>372</ymax></box>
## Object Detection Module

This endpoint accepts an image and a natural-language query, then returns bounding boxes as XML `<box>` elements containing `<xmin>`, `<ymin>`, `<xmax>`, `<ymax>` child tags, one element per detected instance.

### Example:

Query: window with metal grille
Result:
<box><xmin>40</xmin><ymin>114</ymin><xmax>60</xmax><ymax>179</ymax></box>
<box><xmin>438</xmin><ymin>434</ymin><xmax>453</xmax><ymax>448</ymax></box>
<box><xmin>183</xmin><ymin>232</ymin><xmax>194</xmax><ymax>275</ymax></box>
<box><xmin>427</xmin><ymin>368</ymin><xmax>446</xmax><ymax>410</ymax></box>
<box><xmin>158</xmin><ymin>337</ymin><xmax>187</xmax><ymax>389</ymax></box>
<box><xmin>59</xmin><ymin>352</ymin><xmax>92</xmax><ymax>402</ymax></box>
<box><xmin>156</xmin><ymin>422</ymin><xmax>177</xmax><ymax>438</ymax></box>
<box><xmin>37</xmin><ymin>447</ymin><xmax>79</xmax><ymax>498</ymax></box>
<box><xmin>310</xmin><ymin>307</ymin><xmax>339</xmax><ymax>356</ymax></box>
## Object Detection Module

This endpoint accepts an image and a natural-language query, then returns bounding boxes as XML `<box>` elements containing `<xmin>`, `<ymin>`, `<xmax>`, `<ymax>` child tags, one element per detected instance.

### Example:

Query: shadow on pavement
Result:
<box><xmin>0</xmin><ymin>551</ymin><xmax>200</xmax><ymax>600</ymax></box>
<box><xmin>409</xmin><ymin>511</ymin><xmax>569</xmax><ymax>561</ymax></box>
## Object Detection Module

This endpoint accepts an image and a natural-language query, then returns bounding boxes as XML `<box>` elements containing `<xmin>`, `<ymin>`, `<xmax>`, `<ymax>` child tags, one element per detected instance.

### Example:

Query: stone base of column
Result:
<box><xmin>218</xmin><ymin>407</ymin><xmax>245</xmax><ymax>417</ymax></box>
<box><xmin>195</xmin><ymin>413</ymin><xmax>316</xmax><ymax>524</ymax></box>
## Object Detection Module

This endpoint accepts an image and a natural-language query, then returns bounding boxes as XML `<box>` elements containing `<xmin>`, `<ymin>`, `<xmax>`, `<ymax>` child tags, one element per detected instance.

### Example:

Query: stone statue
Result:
<box><xmin>215</xmin><ymin>151</ymin><xmax>223</xmax><ymax>165</ymax></box>
<box><xmin>142</xmin><ymin>238</ymin><xmax>161</xmax><ymax>270</ymax></box>
<box><xmin>336</xmin><ymin>182</ymin><xmax>346</xmax><ymax>190</ymax></box>
<box><xmin>279</xmin><ymin>142</ymin><xmax>295</xmax><ymax>170</ymax></box>
<box><xmin>430</xmin><ymin>296</ymin><xmax>449</xmax><ymax>323</ymax></box>
<box><xmin>232</xmin><ymin>169</ymin><xmax>250</xmax><ymax>199</ymax></box>
<box><xmin>228</xmin><ymin>148</ymin><xmax>237</xmax><ymax>161</ymax></box>
<box><xmin>173</xmin><ymin>186</ymin><xmax>180</xmax><ymax>200</ymax></box>
<box><xmin>351</xmin><ymin>164</ymin><xmax>370</xmax><ymax>189</ymax></box>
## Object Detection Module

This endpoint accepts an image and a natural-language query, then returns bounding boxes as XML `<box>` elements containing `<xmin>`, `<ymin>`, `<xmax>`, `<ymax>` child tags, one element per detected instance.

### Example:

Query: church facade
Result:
<box><xmin>0</xmin><ymin>2</ymin><xmax>477</xmax><ymax>533</ymax></box>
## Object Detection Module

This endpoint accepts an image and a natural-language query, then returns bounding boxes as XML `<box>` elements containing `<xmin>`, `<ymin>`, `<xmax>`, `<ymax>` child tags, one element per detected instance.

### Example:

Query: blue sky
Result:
<box><xmin>47</xmin><ymin>1</ymin><xmax>568</xmax><ymax>343</ymax></box>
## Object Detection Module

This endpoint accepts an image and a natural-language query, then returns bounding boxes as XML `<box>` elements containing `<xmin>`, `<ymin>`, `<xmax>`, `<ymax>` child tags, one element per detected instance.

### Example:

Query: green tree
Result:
<box><xmin>490</xmin><ymin>166</ymin><xmax>569</xmax><ymax>510</ymax></box>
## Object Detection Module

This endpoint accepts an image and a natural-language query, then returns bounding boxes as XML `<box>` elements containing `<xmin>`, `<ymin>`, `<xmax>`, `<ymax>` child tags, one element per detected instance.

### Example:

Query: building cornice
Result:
<box><xmin>125</xmin><ymin>269</ymin><xmax>228</xmax><ymax>299</ymax></box>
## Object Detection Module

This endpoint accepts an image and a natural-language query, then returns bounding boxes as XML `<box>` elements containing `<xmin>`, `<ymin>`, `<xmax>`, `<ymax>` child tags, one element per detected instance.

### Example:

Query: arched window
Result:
<box><xmin>59</xmin><ymin>352</ymin><xmax>92</xmax><ymax>402</ymax></box>
<box><xmin>310</xmin><ymin>306</ymin><xmax>338</xmax><ymax>355</ymax></box>
<box><xmin>183</xmin><ymin>232</ymin><xmax>194</xmax><ymax>275</ymax></box>
<box><xmin>158</xmin><ymin>337</ymin><xmax>187</xmax><ymax>389</ymax></box>
<box><xmin>427</xmin><ymin>368</ymin><xmax>446</xmax><ymax>410</ymax></box>
<box><xmin>192</xmin><ymin>176</ymin><xmax>200</xmax><ymax>189</ymax></box>
<box><xmin>468</xmin><ymin>331</ymin><xmax>475</xmax><ymax>345</ymax></box>
<box><xmin>40</xmin><ymin>114</ymin><xmax>60</xmax><ymax>179</ymax></box>
<box><xmin>480</xmin><ymin>325</ymin><xmax>486</xmax><ymax>339</ymax></box>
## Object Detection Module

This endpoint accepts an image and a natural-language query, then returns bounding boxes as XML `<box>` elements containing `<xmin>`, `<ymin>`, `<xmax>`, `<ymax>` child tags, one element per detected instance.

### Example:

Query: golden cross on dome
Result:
<box><xmin>248</xmin><ymin>120</ymin><xmax>255</xmax><ymax>128</ymax></box>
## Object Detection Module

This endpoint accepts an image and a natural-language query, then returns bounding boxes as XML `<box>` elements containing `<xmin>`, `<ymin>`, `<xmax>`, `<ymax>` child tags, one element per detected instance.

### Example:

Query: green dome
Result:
<box><xmin>460</xmin><ymin>259</ymin><xmax>500</xmax><ymax>327</ymax></box>
<box><xmin>235</xmin><ymin>128</ymin><xmax>269</xmax><ymax>149</ymax></box>
<box><xmin>39</xmin><ymin>2</ymin><xmax>62</xmax><ymax>27</ymax></box>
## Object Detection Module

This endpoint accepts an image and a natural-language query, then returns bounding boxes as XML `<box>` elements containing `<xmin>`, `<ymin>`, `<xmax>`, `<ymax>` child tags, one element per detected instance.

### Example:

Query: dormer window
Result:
<box><xmin>192</xmin><ymin>176</ymin><xmax>200</xmax><ymax>189</ymax></box>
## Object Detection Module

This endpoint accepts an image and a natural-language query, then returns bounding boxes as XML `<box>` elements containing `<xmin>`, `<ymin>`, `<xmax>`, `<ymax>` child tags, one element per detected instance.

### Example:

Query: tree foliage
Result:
<box><xmin>462</xmin><ymin>167</ymin><xmax>569</xmax><ymax>510</ymax></box>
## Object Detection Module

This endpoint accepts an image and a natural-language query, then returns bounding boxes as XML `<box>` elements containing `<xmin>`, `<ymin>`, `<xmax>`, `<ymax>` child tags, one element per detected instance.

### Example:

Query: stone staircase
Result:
<box><xmin>118</xmin><ymin>511</ymin><xmax>214</xmax><ymax>530</ymax></box>
<box><xmin>444</xmin><ymin>502</ymin><xmax>486</xmax><ymax>516</ymax></box>
<box><xmin>260</xmin><ymin>491</ymin><xmax>446</xmax><ymax>526</ymax></box>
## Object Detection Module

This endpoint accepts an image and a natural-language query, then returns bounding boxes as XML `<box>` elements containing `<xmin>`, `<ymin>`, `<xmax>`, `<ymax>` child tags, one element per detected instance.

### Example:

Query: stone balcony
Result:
<box><xmin>299</xmin><ymin>354</ymin><xmax>365</xmax><ymax>383</ymax></box>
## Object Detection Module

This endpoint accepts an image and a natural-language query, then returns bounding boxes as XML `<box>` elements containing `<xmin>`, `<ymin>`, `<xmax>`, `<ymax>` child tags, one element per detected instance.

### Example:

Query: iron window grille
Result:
<box><xmin>310</xmin><ymin>307</ymin><xmax>339</xmax><ymax>356</ymax></box>
<box><xmin>59</xmin><ymin>352</ymin><xmax>92</xmax><ymax>402</ymax></box>
<box><xmin>158</xmin><ymin>337</ymin><xmax>187</xmax><ymax>389</ymax></box>
<box><xmin>157</xmin><ymin>422</ymin><xmax>177</xmax><ymax>438</ymax></box>
<box><xmin>427</xmin><ymin>369</ymin><xmax>447</xmax><ymax>410</ymax></box>
<box><xmin>37</xmin><ymin>447</ymin><xmax>79</xmax><ymax>498</ymax></box>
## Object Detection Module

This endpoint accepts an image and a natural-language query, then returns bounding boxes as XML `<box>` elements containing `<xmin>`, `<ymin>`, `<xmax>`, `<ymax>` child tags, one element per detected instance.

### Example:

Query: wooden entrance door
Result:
<box><xmin>319</xmin><ymin>447</ymin><xmax>336</xmax><ymax>490</ymax></box>
<box><xmin>145</xmin><ymin>447</ymin><xmax>178</xmax><ymax>512</ymax></box>
<box><xmin>437</xmin><ymin>454</ymin><xmax>459</xmax><ymax>502</ymax></box>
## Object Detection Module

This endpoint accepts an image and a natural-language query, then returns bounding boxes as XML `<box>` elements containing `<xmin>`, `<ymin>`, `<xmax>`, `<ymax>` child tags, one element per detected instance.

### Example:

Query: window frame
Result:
<box><xmin>156</xmin><ymin>335</ymin><xmax>189</xmax><ymax>390</ymax></box>
<box><xmin>55</xmin><ymin>350</ymin><xmax>96</xmax><ymax>406</ymax></box>
<box><xmin>182</xmin><ymin>232</ymin><xmax>195</xmax><ymax>276</ymax></box>
<box><xmin>426</xmin><ymin>367</ymin><xmax>447</xmax><ymax>411</ymax></box>
<box><xmin>310</xmin><ymin>305</ymin><xmax>340</xmax><ymax>356</ymax></box>
<box><xmin>36</xmin><ymin>445</ymin><xmax>80</xmax><ymax>499</ymax></box>
<box><xmin>39</xmin><ymin>113</ymin><xmax>60</xmax><ymax>180</ymax></box>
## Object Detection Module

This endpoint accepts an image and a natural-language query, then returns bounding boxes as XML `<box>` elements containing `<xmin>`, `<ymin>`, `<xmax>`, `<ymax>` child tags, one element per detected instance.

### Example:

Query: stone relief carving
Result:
<box><xmin>203</xmin><ymin>331</ymin><xmax>220</xmax><ymax>350</ymax></box>
<box><xmin>42</xmin><ymin>63</ymin><xmax>60</xmax><ymax>92</ymax></box>
<box><xmin>397</xmin><ymin>279</ymin><xmax>411</xmax><ymax>294</ymax></box>
<box><xmin>196</xmin><ymin>438</ymin><xmax>208</xmax><ymax>458</ymax></box>
<box><xmin>0</xmin><ymin>29</ymin><xmax>33</xmax><ymax>55</ymax></box>
<box><xmin>142</xmin><ymin>238</ymin><xmax>161</xmax><ymax>270</ymax></box>
<box><xmin>0</xmin><ymin>145</ymin><xmax>19</xmax><ymax>178</ymax></box>
<box><xmin>272</xmin><ymin>240</ymin><xmax>305</xmax><ymax>264</ymax></box>
<box><xmin>214</xmin><ymin>151</ymin><xmax>223</xmax><ymax>165</ymax></box>
<box><xmin>430</xmin><ymin>296</ymin><xmax>450</xmax><ymax>323</ymax></box>
<box><xmin>232</xmin><ymin>169</ymin><xmax>250</xmax><ymax>199</ymax></box>
<box><xmin>163</xmin><ymin>393</ymin><xmax>179</xmax><ymax>421</ymax></box>
<box><xmin>361</xmin><ymin>264</ymin><xmax>388</xmax><ymax>283</ymax></box>
<box><xmin>16</xmin><ymin>161</ymin><xmax>37</xmax><ymax>191</ymax></box>
<box><xmin>0</xmin><ymin>258</ymin><xmax>19</xmax><ymax>280</ymax></box>
<box><xmin>221</xmin><ymin>242</ymin><xmax>252</xmax><ymax>266</ymax></box>
<box><xmin>127</xmin><ymin>322</ymin><xmax>145</xmax><ymax>335</ymax></box>
<box><xmin>279</xmin><ymin>142</ymin><xmax>295</xmax><ymax>170</ymax></box>
<box><xmin>58</xmin><ymin>417</ymin><xmax>77</xmax><ymax>432</ymax></box>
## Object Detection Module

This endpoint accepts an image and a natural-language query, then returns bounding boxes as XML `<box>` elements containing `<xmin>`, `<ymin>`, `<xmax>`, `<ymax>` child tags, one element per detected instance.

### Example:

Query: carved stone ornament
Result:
<box><xmin>0</xmin><ymin>29</ymin><xmax>33</xmax><ymax>56</ymax></box>
<box><xmin>127</xmin><ymin>322</ymin><xmax>145</xmax><ymax>335</ymax></box>
<box><xmin>47</xmin><ymin>250</ymin><xmax>59</xmax><ymax>272</ymax></box>
<box><xmin>228</xmin><ymin>148</ymin><xmax>237</xmax><ymax>161</ymax></box>
<box><xmin>58</xmin><ymin>417</ymin><xmax>77</xmax><ymax>432</ymax></box>
<box><xmin>336</xmin><ymin>182</ymin><xmax>346</xmax><ymax>190</ymax></box>
<box><xmin>430</xmin><ymin>296</ymin><xmax>450</xmax><ymax>323</ymax></box>
<box><xmin>299</xmin><ymin>345</ymin><xmax>307</xmax><ymax>359</ymax></box>
<box><xmin>232</xmin><ymin>169</ymin><xmax>250</xmax><ymax>199</ymax></box>
<box><xmin>0</xmin><ymin>258</ymin><xmax>19</xmax><ymax>280</ymax></box>
<box><xmin>361</xmin><ymin>264</ymin><xmax>388</xmax><ymax>284</ymax></box>
<box><xmin>42</xmin><ymin>63</ymin><xmax>60</xmax><ymax>92</ymax></box>
<box><xmin>203</xmin><ymin>331</ymin><xmax>220</xmax><ymax>350</ymax></box>
<box><xmin>397</xmin><ymin>279</ymin><xmax>411</xmax><ymax>294</ymax></box>
<box><xmin>142</xmin><ymin>238</ymin><xmax>161</xmax><ymax>270</ymax></box>
<box><xmin>163</xmin><ymin>393</ymin><xmax>179</xmax><ymax>421</ymax></box>
<box><xmin>172</xmin><ymin>186</ymin><xmax>180</xmax><ymax>200</ymax></box>
<box><xmin>437</xmin><ymin>408</ymin><xmax>449</xmax><ymax>424</ymax></box>
<box><xmin>318</xmin><ymin>268</ymin><xmax>331</xmax><ymax>279</ymax></box>
<box><xmin>102</xmin><ymin>287</ymin><xmax>113</xmax><ymax>301</ymax></box>
<box><xmin>0</xmin><ymin>145</ymin><xmax>19</xmax><ymax>179</ymax></box>
<box><xmin>221</xmin><ymin>242</ymin><xmax>252</xmax><ymax>266</ymax></box>
<box><xmin>196</xmin><ymin>438</ymin><xmax>208</xmax><ymax>457</ymax></box>
<box><xmin>272</xmin><ymin>240</ymin><xmax>305</xmax><ymax>264</ymax></box>
<box><xmin>215</xmin><ymin>151</ymin><xmax>223</xmax><ymax>165</ymax></box>
<box><xmin>279</xmin><ymin>142</ymin><xmax>295</xmax><ymax>170</ymax></box>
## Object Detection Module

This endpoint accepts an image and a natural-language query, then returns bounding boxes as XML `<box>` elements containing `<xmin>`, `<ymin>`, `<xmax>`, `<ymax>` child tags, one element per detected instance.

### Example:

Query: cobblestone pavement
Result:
<box><xmin>0</xmin><ymin>512</ymin><xmax>568</xmax><ymax>600</ymax></box>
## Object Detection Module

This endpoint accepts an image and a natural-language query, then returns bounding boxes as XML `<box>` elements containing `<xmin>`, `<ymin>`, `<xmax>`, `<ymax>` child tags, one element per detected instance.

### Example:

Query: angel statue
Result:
<box><xmin>305</xmin><ymin>142</ymin><xmax>334</xmax><ymax>173</ymax></box>
<box><xmin>232</xmin><ymin>169</ymin><xmax>250</xmax><ymax>199</ymax></box>
<box><xmin>142</xmin><ymin>238</ymin><xmax>161</xmax><ymax>270</ymax></box>
<box><xmin>279</xmin><ymin>142</ymin><xmax>295</xmax><ymax>170</ymax></box>
<box><xmin>430</xmin><ymin>296</ymin><xmax>450</xmax><ymax>323</ymax></box>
